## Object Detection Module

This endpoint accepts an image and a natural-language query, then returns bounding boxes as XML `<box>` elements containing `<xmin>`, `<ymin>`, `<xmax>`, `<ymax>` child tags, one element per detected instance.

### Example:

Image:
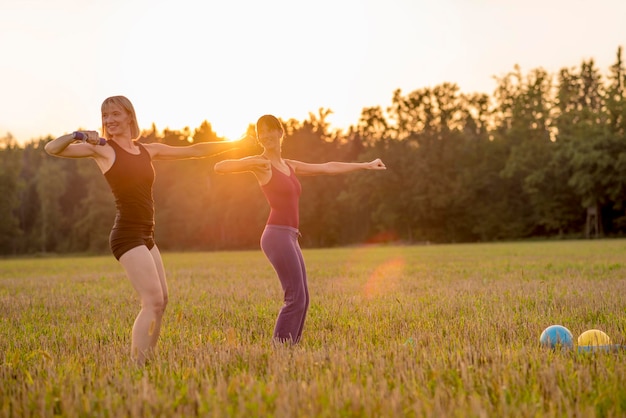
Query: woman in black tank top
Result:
<box><xmin>45</xmin><ymin>95</ymin><xmax>241</xmax><ymax>365</ymax></box>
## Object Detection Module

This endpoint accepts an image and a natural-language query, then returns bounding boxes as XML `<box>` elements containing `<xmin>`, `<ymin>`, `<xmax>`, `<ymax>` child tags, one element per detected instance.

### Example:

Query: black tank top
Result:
<box><xmin>104</xmin><ymin>141</ymin><xmax>155</xmax><ymax>229</ymax></box>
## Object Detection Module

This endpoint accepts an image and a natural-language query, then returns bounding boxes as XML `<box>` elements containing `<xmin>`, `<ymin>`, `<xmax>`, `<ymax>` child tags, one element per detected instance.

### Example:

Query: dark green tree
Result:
<box><xmin>497</xmin><ymin>66</ymin><xmax>582</xmax><ymax>236</ymax></box>
<box><xmin>35</xmin><ymin>155</ymin><xmax>67</xmax><ymax>252</ymax></box>
<box><xmin>0</xmin><ymin>134</ymin><xmax>24</xmax><ymax>254</ymax></box>
<box><xmin>554</xmin><ymin>58</ymin><xmax>615</xmax><ymax>235</ymax></box>
<box><xmin>605</xmin><ymin>47</ymin><xmax>626</xmax><ymax>230</ymax></box>
<box><xmin>69</xmin><ymin>160</ymin><xmax>115</xmax><ymax>253</ymax></box>
<box><xmin>491</xmin><ymin>66</ymin><xmax>555</xmax><ymax>237</ymax></box>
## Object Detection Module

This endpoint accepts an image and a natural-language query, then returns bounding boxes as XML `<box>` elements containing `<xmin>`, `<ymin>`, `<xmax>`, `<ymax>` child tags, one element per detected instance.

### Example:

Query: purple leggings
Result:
<box><xmin>260</xmin><ymin>225</ymin><xmax>309</xmax><ymax>344</ymax></box>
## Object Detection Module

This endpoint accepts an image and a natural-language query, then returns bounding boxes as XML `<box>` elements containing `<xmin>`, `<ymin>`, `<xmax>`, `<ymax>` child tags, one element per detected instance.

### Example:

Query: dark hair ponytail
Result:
<box><xmin>256</xmin><ymin>114</ymin><xmax>284</xmax><ymax>135</ymax></box>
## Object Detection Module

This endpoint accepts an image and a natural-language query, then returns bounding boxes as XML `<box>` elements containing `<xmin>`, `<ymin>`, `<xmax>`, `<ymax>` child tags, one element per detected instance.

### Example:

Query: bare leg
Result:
<box><xmin>119</xmin><ymin>245</ymin><xmax>168</xmax><ymax>365</ymax></box>
<box><xmin>147</xmin><ymin>245</ymin><xmax>169</xmax><ymax>347</ymax></box>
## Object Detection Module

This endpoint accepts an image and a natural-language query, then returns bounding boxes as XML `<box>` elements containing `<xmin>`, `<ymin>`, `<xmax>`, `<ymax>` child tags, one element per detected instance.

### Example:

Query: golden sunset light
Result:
<box><xmin>3</xmin><ymin>1</ymin><xmax>626</xmax><ymax>414</ymax></box>
<box><xmin>1</xmin><ymin>0</ymin><xmax>624</xmax><ymax>144</ymax></box>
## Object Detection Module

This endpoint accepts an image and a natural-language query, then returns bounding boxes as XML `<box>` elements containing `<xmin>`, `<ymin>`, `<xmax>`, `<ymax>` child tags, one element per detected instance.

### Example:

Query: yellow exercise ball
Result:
<box><xmin>577</xmin><ymin>329</ymin><xmax>611</xmax><ymax>347</ymax></box>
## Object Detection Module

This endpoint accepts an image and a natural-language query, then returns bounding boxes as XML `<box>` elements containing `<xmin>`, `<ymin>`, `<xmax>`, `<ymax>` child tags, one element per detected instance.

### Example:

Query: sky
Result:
<box><xmin>1</xmin><ymin>0</ymin><xmax>624</xmax><ymax>144</ymax></box>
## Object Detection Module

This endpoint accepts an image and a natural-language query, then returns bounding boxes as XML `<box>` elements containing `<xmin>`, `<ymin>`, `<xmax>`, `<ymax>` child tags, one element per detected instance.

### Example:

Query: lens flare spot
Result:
<box><xmin>363</xmin><ymin>256</ymin><xmax>406</xmax><ymax>299</ymax></box>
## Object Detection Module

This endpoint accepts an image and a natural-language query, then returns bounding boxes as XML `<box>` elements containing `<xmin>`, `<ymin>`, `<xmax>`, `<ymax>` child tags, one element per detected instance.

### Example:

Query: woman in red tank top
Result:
<box><xmin>45</xmin><ymin>95</ymin><xmax>239</xmax><ymax>365</ymax></box>
<box><xmin>215</xmin><ymin>114</ymin><xmax>386</xmax><ymax>345</ymax></box>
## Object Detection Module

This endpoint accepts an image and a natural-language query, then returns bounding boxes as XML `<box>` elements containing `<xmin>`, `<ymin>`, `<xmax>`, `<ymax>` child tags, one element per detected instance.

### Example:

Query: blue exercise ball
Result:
<box><xmin>540</xmin><ymin>325</ymin><xmax>574</xmax><ymax>350</ymax></box>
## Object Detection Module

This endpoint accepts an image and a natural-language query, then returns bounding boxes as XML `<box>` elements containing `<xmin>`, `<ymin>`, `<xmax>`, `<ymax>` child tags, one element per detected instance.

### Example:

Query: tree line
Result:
<box><xmin>1</xmin><ymin>46</ymin><xmax>624</xmax><ymax>256</ymax></box>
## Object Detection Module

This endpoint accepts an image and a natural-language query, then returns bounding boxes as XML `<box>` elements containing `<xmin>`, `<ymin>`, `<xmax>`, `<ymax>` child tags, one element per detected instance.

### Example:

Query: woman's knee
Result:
<box><xmin>142</xmin><ymin>291</ymin><xmax>167</xmax><ymax>314</ymax></box>
<box><xmin>285</xmin><ymin>291</ymin><xmax>308</xmax><ymax>311</ymax></box>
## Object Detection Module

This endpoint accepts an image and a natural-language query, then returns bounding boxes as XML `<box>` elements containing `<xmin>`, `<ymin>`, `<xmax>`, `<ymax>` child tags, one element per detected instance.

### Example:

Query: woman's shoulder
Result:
<box><xmin>283</xmin><ymin>158</ymin><xmax>301</xmax><ymax>165</ymax></box>
<box><xmin>283</xmin><ymin>158</ymin><xmax>304</xmax><ymax>170</ymax></box>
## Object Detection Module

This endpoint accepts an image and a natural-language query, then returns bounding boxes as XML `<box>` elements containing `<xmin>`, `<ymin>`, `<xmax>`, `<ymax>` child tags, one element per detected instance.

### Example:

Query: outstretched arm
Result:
<box><xmin>214</xmin><ymin>156</ymin><xmax>272</xmax><ymax>185</ymax></box>
<box><xmin>214</xmin><ymin>156</ymin><xmax>270</xmax><ymax>174</ymax></box>
<box><xmin>287</xmin><ymin>158</ymin><xmax>386</xmax><ymax>176</ymax></box>
<box><xmin>144</xmin><ymin>140</ymin><xmax>241</xmax><ymax>161</ymax></box>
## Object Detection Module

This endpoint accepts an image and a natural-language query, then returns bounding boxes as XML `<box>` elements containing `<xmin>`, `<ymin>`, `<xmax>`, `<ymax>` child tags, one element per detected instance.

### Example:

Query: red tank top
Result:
<box><xmin>261</xmin><ymin>164</ymin><xmax>302</xmax><ymax>228</ymax></box>
<box><xmin>104</xmin><ymin>141</ymin><xmax>155</xmax><ymax>229</ymax></box>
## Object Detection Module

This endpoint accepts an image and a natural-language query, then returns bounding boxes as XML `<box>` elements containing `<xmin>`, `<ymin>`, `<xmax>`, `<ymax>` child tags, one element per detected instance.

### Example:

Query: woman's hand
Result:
<box><xmin>367</xmin><ymin>158</ymin><xmax>386</xmax><ymax>170</ymax></box>
<box><xmin>248</xmin><ymin>158</ymin><xmax>272</xmax><ymax>174</ymax></box>
<box><xmin>81</xmin><ymin>130</ymin><xmax>103</xmax><ymax>145</ymax></box>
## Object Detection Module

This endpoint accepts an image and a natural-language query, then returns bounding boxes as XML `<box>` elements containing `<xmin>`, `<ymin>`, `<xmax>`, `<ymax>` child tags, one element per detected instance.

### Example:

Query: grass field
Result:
<box><xmin>1</xmin><ymin>240</ymin><xmax>625</xmax><ymax>417</ymax></box>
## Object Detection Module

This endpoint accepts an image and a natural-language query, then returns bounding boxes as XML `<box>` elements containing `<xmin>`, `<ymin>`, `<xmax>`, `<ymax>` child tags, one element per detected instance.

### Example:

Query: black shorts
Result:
<box><xmin>109</xmin><ymin>227</ymin><xmax>156</xmax><ymax>260</ymax></box>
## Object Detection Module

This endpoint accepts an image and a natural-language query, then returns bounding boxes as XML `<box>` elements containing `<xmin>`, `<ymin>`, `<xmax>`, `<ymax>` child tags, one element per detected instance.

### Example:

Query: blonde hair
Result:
<box><xmin>101</xmin><ymin>96</ymin><xmax>140</xmax><ymax>140</ymax></box>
